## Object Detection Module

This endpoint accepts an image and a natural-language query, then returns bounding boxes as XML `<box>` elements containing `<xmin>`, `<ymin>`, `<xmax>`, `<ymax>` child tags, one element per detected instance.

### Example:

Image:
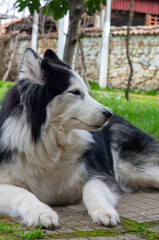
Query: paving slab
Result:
<box><xmin>117</xmin><ymin>191</ymin><xmax>159</xmax><ymax>222</ymax></box>
<box><xmin>0</xmin><ymin>191</ymin><xmax>159</xmax><ymax>239</ymax></box>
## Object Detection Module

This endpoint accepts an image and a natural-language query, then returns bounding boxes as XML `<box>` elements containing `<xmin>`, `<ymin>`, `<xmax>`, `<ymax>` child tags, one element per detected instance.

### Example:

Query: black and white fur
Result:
<box><xmin>0</xmin><ymin>48</ymin><xmax>159</xmax><ymax>228</ymax></box>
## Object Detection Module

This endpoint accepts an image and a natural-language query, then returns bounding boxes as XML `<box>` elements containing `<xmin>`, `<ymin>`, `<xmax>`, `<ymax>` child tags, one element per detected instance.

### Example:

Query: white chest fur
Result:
<box><xmin>0</xmin><ymin>118</ymin><xmax>94</xmax><ymax>205</ymax></box>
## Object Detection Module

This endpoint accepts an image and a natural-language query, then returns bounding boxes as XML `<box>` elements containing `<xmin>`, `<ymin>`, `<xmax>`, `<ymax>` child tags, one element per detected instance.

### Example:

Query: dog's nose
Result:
<box><xmin>103</xmin><ymin>110</ymin><xmax>113</xmax><ymax>120</ymax></box>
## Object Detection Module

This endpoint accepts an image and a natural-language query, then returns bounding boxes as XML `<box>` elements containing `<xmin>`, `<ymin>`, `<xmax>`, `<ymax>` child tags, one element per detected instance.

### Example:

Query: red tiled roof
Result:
<box><xmin>1</xmin><ymin>18</ymin><xmax>24</xmax><ymax>35</ymax></box>
<box><xmin>82</xmin><ymin>26</ymin><xmax>159</xmax><ymax>37</ymax></box>
<box><xmin>1</xmin><ymin>20</ymin><xmax>159</xmax><ymax>39</ymax></box>
<box><xmin>111</xmin><ymin>25</ymin><xmax>159</xmax><ymax>36</ymax></box>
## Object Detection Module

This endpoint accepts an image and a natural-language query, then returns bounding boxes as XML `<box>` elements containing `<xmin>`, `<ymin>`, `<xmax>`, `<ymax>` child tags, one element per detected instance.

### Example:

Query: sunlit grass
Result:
<box><xmin>94</xmin><ymin>92</ymin><xmax>159</xmax><ymax>140</ymax></box>
<box><xmin>0</xmin><ymin>81</ymin><xmax>15</xmax><ymax>102</ymax></box>
<box><xmin>0</xmin><ymin>221</ymin><xmax>44</xmax><ymax>239</ymax></box>
<box><xmin>89</xmin><ymin>82</ymin><xmax>159</xmax><ymax>96</ymax></box>
<box><xmin>0</xmin><ymin>81</ymin><xmax>158</xmax><ymax>140</ymax></box>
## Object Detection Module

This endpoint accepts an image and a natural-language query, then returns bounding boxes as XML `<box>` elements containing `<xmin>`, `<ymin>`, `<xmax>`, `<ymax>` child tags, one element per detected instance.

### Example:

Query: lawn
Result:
<box><xmin>0</xmin><ymin>81</ymin><xmax>15</xmax><ymax>102</ymax></box>
<box><xmin>94</xmin><ymin>92</ymin><xmax>159</xmax><ymax>140</ymax></box>
<box><xmin>0</xmin><ymin>81</ymin><xmax>158</xmax><ymax>140</ymax></box>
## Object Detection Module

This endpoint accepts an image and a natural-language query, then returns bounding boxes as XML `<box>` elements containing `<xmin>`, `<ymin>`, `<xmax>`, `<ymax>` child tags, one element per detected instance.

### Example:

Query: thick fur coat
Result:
<box><xmin>0</xmin><ymin>48</ymin><xmax>159</xmax><ymax>228</ymax></box>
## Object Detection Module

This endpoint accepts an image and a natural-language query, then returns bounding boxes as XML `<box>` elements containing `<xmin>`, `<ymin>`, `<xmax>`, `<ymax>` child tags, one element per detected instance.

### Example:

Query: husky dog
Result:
<box><xmin>0</xmin><ymin>48</ymin><xmax>159</xmax><ymax>228</ymax></box>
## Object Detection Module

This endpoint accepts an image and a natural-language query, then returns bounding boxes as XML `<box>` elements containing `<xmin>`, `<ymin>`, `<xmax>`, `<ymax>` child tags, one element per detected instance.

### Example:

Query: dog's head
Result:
<box><xmin>17</xmin><ymin>48</ymin><xmax>112</xmax><ymax>140</ymax></box>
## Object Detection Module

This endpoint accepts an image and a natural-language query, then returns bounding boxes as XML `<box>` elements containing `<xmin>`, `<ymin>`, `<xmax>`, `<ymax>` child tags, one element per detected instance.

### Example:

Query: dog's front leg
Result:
<box><xmin>83</xmin><ymin>179</ymin><xmax>119</xmax><ymax>226</ymax></box>
<box><xmin>0</xmin><ymin>184</ymin><xmax>59</xmax><ymax>228</ymax></box>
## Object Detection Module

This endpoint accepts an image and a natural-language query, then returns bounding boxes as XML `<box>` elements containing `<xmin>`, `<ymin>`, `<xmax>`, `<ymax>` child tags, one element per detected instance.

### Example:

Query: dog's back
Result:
<box><xmin>0</xmin><ymin>48</ymin><xmax>159</xmax><ymax>228</ymax></box>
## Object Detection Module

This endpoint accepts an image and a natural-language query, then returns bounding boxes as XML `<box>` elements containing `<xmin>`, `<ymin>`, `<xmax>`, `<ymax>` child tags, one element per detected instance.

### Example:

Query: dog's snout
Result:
<box><xmin>103</xmin><ymin>110</ymin><xmax>113</xmax><ymax>120</ymax></box>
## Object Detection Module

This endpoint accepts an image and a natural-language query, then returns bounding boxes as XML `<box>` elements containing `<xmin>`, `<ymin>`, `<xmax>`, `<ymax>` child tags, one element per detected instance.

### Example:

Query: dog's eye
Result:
<box><xmin>68</xmin><ymin>90</ymin><xmax>81</xmax><ymax>95</ymax></box>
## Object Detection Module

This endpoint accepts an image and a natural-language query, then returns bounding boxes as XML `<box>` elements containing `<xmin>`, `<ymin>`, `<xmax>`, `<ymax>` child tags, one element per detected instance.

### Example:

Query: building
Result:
<box><xmin>111</xmin><ymin>0</ymin><xmax>159</xmax><ymax>26</ymax></box>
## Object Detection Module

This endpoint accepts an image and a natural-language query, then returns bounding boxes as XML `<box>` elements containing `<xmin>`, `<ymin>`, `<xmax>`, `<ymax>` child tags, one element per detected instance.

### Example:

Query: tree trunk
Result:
<box><xmin>125</xmin><ymin>0</ymin><xmax>134</xmax><ymax>100</ymax></box>
<box><xmin>31</xmin><ymin>10</ymin><xmax>39</xmax><ymax>52</ymax></box>
<box><xmin>58</xmin><ymin>12</ymin><xmax>69</xmax><ymax>60</ymax></box>
<box><xmin>2</xmin><ymin>35</ymin><xmax>18</xmax><ymax>82</ymax></box>
<box><xmin>99</xmin><ymin>1</ymin><xmax>111</xmax><ymax>89</ymax></box>
<box><xmin>63</xmin><ymin>0</ymin><xmax>84</xmax><ymax>67</ymax></box>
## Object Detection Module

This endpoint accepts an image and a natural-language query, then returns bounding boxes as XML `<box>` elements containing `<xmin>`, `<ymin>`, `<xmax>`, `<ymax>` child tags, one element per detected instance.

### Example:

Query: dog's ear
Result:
<box><xmin>19</xmin><ymin>48</ymin><xmax>43</xmax><ymax>84</ymax></box>
<box><xmin>44</xmin><ymin>49</ymin><xmax>60</xmax><ymax>62</ymax></box>
<box><xmin>43</xmin><ymin>49</ymin><xmax>71</xmax><ymax>69</ymax></box>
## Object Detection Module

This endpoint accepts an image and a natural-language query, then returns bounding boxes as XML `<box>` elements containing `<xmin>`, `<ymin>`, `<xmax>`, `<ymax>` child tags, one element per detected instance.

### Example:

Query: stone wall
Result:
<box><xmin>73</xmin><ymin>37</ymin><xmax>101</xmax><ymax>83</ymax></box>
<box><xmin>16</xmin><ymin>35</ymin><xmax>58</xmax><ymax>68</ymax></box>
<box><xmin>75</xmin><ymin>30</ymin><xmax>159</xmax><ymax>91</ymax></box>
<box><xmin>108</xmin><ymin>35</ymin><xmax>159</xmax><ymax>90</ymax></box>
<box><xmin>3</xmin><ymin>27</ymin><xmax>159</xmax><ymax>91</ymax></box>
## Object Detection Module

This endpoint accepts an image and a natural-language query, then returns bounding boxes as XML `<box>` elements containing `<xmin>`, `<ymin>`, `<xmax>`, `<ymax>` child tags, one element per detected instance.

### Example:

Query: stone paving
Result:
<box><xmin>46</xmin><ymin>191</ymin><xmax>159</xmax><ymax>239</ymax></box>
<box><xmin>117</xmin><ymin>191</ymin><xmax>159</xmax><ymax>222</ymax></box>
<box><xmin>1</xmin><ymin>191</ymin><xmax>159</xmax><ymax>239</ymax></box>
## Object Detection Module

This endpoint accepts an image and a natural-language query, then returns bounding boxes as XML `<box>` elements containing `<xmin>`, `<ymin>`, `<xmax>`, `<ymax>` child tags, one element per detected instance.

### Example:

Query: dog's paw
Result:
<box><xmin>90</xmin><ymin>207</ymin><xmax>119</xmax><ymax>227</ymax></box>
<box><xmin>23</xmin><ymin>204</ymin><xmax>59</xmax><ymax>228</ymax></box>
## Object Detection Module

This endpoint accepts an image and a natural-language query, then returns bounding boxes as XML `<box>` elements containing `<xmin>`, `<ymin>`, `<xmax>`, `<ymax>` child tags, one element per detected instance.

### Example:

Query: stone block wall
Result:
<box><xmin>108</xmin><ymin>35</ymin><xmax>159</xmax><ymax>90</ymax></box>
<box><xmin>4</xmin><ymin>27</ymin><xmax>159</xmax><ymax>91</ymax></box>
<box><xmin>73</xmin><ymin>37</ymin><xmax>101</xmax><ymax>83</ymax></box>
<box><xmin>76</xmin><ymin>33</ymin><xmax>159</xmax><ymax>91</ymax></box>
<box><xmin>16</xmin><ymin>36</ymin><xmax>58</xmax><ymax>68</ymax></box>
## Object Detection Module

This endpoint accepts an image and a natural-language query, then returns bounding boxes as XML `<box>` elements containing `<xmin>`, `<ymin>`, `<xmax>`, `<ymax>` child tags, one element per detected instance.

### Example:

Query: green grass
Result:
<box><xmin>1</xmin><ymin>217</ymin><xmax>159</xmax><ymax>240</ymax></box>
<box><xmin>0</xmin><ymin>81</ymin><xmax>158</xmax><ymax>139</ymax></box>
<box><xmin>89</xmin><ymin>81</ymin><xmax>159</xmax><ymax>96</ymax></box>
<box><xmin>121</xmin><ymin>218</ymin><xmax>159</xmax><ymax>240</ymax></box>
<box><xmin>0</xmin><ymin>221</ymin><xmax>44</xmax><ymax>239</ymax></box>
<box><xmin>0</xmin><ymin>81</ymin><xmax>15</xmax><ymax>102</ymax></box>
<box><xmin>93</xmin><ymin>92</ymin><xmax>159</xmax><ymax>140</ymax></box>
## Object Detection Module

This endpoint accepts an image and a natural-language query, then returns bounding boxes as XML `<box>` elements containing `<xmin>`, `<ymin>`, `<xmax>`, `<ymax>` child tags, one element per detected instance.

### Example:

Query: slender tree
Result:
<box><xmin>63</xmin><ymin>0</ymin><xmax>84</xmax><ymax>66</ymax></box>
<box><xmin>125</xmin><ymin>0</ymin><xmax>134</xmax><ymax>100</ymax></box>
<box><xmin>99</xmin><ymin>0</ymin><xmax>111</xmax><ymax>89</ymax></box>
<box><xmin>31</xmin><ymin>10</ymin><xmax>39</xmax><ymax>52</ymax></box>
